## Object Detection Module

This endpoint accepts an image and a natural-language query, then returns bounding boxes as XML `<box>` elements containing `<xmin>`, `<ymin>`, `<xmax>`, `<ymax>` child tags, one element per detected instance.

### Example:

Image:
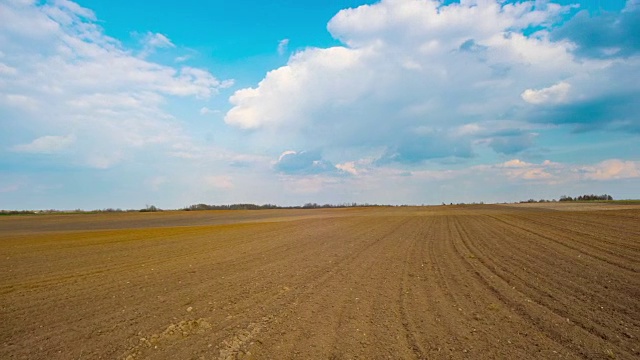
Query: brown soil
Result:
<box><xmin>1</xmin><ymin>205</ymin><xmax>639</xmax><ymax>359</ymax></box>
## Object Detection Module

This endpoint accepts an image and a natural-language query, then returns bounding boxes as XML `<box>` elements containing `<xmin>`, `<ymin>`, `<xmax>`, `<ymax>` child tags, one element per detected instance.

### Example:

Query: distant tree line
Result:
<box><xmin>301</xmin><ymin>202</ymin><xmax>384</xmax><ymax>209</ymax></box>
<box><xmin>559</xmin><ymin>194</ymin><xmax>613</xmax><ymax>201</ymax></box>
<box><xmin>520</xmin><ymin>194</ymin><xmax>614</xmax><ymax>203</ymax></box>
<box><xmin>1</xmin><ymin>202</ymin><xmax>393</xmax><ymax>215</ymax></box>
<box><xmin>183</xmin><ymin>203</ymin><xmax>280</xmax><ymax>211</ymax></box>
<box><xmin>1</xmin><ymin>208</ymin><xmax>150</xmax><ymax>215</ymax></box>
<box><xmin>4</xmin><ymin>195</ymin><xmax>618</xmax><ymax>215</ymax></box>
<box><xmin>183</xmin><ymin>202</ymin><xmax>387</xmax><ymax>211</ymax></box>
<box><xmin>0</xmin><ymin>210</ymin><xmax>37</xmax><ymax>216</ymax></box>
<box><xmin>441</xmin><ymin>202</ymin><xmax>485</xmax><ymax>206</ymax></box>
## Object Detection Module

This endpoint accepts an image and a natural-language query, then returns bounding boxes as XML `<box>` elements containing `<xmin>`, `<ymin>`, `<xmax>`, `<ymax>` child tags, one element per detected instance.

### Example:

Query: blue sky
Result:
<box><xmin>1</xmin><ymin>0</ymin><xmax>638</xmax><ymax>209</ymax></box>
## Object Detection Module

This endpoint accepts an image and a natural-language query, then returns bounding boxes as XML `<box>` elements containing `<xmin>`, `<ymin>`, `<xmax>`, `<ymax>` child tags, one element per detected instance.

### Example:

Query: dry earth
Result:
<box><xmin>1</xmin><ymin>205</ymin><xmax>639</xmax><ymax>359</ymax></box>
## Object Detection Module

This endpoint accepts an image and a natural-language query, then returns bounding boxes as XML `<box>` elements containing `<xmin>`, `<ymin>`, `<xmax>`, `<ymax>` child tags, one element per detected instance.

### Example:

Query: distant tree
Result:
<box><xmin>558</xmin><ymin>194</ymin><xmax>612</xmax><ymax>202</ymax></box>
<box><xmin>140</xmin><ymin>204</ymin><xmax>160</xmax><ymax>212</ymax></box>
<box><xmin>0</xmin><ymin>210</ymin><xmax>36</xmax><ymax>216</ymax></box>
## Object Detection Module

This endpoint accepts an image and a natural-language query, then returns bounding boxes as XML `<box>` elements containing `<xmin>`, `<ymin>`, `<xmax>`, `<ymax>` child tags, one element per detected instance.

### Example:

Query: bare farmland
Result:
<box><xmin>1</xmin><ymin>205</ymin><xmax>639</xmax><ymax>359</ymax></box>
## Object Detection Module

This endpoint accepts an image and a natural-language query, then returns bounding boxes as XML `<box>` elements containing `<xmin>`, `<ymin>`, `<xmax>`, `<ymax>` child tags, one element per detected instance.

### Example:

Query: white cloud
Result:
<box><xmin>53</xmin><ymin>0</ymin><xmax>96</xmax><ymax>20</ymax></box>
<box><xmin>0</xmin><ymin>0</ymin><xmax>232</xmax><ymax>168</ymax></box>
<box><xmin>273</xmin><ymin>150</ymin><xmax>337</xmax><ymax>175</ymax></box>
<box><xmin>336</xmin><ymin>161</ymin><xmax>359</xmax><ymax>175</ymax></box>
<box><xmin>521</xmin><ymin>81</ymin><xmax>571</xmax><ymax>104</ymax></box>
<box><xmin>142</xmin><ymin>32</ymin><xmax>174</xmax><ymax>49</ymax></box>
<box><xmin>12</xmin><ymin>134</ymin><xmax>76</xmax><ymax>154</ymax></box>
<box><xmin>199</xmin><ymin>106</ymin><xmax>220</xmax><ymax>115</ymax></box>
<box><xmin>2</xmin><ymin>93</ymin><xmax>38</xmax><ymax>110</ymax></box>
<box><xmin>226</xmin><ymin>46</ymin><xmax>364</xmax><ymax>130</ymax></box>
<box><xmin>137</xmin><ymin>32</ymin><xmax>175</xmax><ymax>58</ymax></box>
<box><xmin>501</xmin><ymin>159</ymin><xmax>531</xmax><ymax>168</ymax></box>
<box><xmin>485</xmin><ymin>158</ymin><xmax>640</xmax><ymax>183</ymax></box>
<box><xmin>520</xmin><ymin>168</ymin><xmax>554</xmax><ymax>180</ymax></box>
<box><xmin>492</xmin><ymin>158</ymin><xmax>559</xmax><ymax>182</ymax></box>
<box><xmin>1</xmin><ymin>0</ymin><xmax>637</xmax><ymax>209</ymax></box>
<box><xmin>582</xmin><ymin>159</ymin><xmax>640</xmax><ymax>180</ymax></box>
<box><xmin>224</xmin><ymin>0</ymin><xmax>592</xmax><ymax>162</ymax></box>
<box><xmin>278</xmin><ymin>150</ymin><xmax>297</xmax><ymax>162</ymax></box>
<box><xmin>277</xmin><ymin>38</ymin><xmax>289</xmax><ymax>55</ymax></box>
<box><xmin>258</xmin><ymin>155</ymin><xmax>640</xmax><ymax>205</ymax></box>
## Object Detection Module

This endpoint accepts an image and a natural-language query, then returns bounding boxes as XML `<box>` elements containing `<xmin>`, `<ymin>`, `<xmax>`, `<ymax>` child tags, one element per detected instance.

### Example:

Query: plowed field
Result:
<box><xmin>1</xmin><ymin>205</ymin><xmax>639</xmax><ymax>359</ymax></box>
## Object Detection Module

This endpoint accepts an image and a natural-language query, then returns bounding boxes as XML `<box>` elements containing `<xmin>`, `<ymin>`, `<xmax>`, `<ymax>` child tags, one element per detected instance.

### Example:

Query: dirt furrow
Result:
<box><xmin>507</xmin><ymin>212</ymin><xmax>640</xmax><ymax>258</ymax></box>
<box><xmin>488</xmin><ymin>214</ymin><xmax>639</xmax><ymax>273</ymax></box>
<box><xmin>463</xmin><ymin>215</ymin><xmax>640</xmax><ymax>322</ymax></box>
<box><xmin>245</xmin><ymin>216</ymin><xmax>419</xmax><ymax>359</ymax></box>
<box><xmin>459</xmin><ymin>215</ymin><xmax>640</xmax><ymax>359</ymax></box>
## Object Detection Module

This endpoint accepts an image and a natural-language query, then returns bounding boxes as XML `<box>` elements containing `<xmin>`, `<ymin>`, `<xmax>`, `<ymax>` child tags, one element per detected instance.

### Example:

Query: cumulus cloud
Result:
<box><xmin>551</xmin><ymin>0</ymin><xmax>640</xmax><ymax>59</ymax></box>
<box><xmin>224</xmin><ymin>0</ymin><xmax>631</xmax><ymax>165</ymax></box>
<box><xmin>487</xmin><ymin>158</ymin><xmax>640</xmax><ymax>183</ymax></box>
<box><xmin>581</xmin><ymin>159</ymin><xmax>640</xmax><ymax>180</ymax></box>
<box><xmin>525</xmin><ymin>91</ymin><xmax>640</xmax><ymax>132</ymax></box>
<box><xmin>378</xmin><ymin>130</ymin><xmax>474</xmax><ymax>163</ymax></box>
<box><xmin>476</xmin><ymin>158</ymin><xmax>555</xmax><ymax>181</ymax></box>
<box><xmin>274</xmin><ymin>150</ymin><xmax>337</xmax><ymax>175</ymax></box>
<box><xmin>0</xmin><ymin>0</ymin><xmax>232</xmax><ymax>168</ymax></box>
<box><xmin>508</xmin><ymin>167</ymin><xmax>553</xmax><ymax>181</ymax></box>
<box><xmin>501</xmin><ymin>159</ymin><xmax>531</xmax><ymax>168</ymax></box>
<box><xmin>521</xmin><ymin>81</ymin><xmax>571</xmax><ymax>104</ymax></box>
<box><xmin>12</xmin><ymin>134</ymin><xmax>76</xmax><ymax>154</ymax></box>
<box><xmin>2</xmin><ymin>0</ymin><xmax>638</xmax><ymax>208</ymax></box>
<box><xmin>336</xmin><ymin>161</ymin><xmax>359</xmax><ymax>175</ymax></box>
<box><xmin>520</xmin><ymin>1</ymin><xmax>640</xmax><ymax>133</ymax></box>
<box><xmin>269</xmin><ymin>157</ymin><xmax>640</xmax><ymax>205</ymax></box>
